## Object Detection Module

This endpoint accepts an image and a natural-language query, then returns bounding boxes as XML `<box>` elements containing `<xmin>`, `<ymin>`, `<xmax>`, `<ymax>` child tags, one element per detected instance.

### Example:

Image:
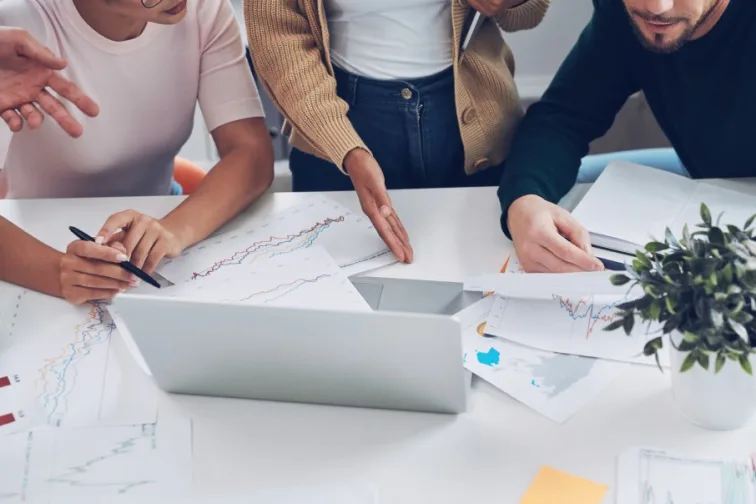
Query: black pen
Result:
<box><xmin>597</xmin><ymin>256</ymin><xmax>626</xmax><ymax>271</ymax></box>
<box><xmin>68</xmin><ymin>226</ymin><xmax>161</xmax><ymax>288</ymax></box>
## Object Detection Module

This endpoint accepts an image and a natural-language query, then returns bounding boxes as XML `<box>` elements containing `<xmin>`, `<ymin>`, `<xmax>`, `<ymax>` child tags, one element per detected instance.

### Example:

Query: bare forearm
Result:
<box><xmin>0</xmin><ymin>217</ymin><xmax>62</xmax><ymax>297</ymax></box>
<box><xmin>161</xmin><ymin>139</ymin><xmax>274</xmax><ymax>249</ymax></box>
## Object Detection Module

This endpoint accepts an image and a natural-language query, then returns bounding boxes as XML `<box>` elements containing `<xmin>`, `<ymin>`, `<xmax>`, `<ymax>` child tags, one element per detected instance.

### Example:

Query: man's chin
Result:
<box><xmin>631</xmin><ymin>23</ymin><xmax>691</xmax><ymax>54</ymax></box>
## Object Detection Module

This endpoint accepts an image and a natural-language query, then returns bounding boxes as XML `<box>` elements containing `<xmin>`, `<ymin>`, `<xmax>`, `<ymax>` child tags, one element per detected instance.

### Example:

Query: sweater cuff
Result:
<box><xmin>494</xmin><ymin>0</ymin><xmax>550</xmax><ymax>32</ymax></box>
<box><xmin>497</xmin><ymin>176</ymin><xmax>550</xmax><ymax>240</ymax></box>
<box><xmin>316</xmin><ymin>118</ymin><xmax>372</xmax><ymax>174</ymax></box>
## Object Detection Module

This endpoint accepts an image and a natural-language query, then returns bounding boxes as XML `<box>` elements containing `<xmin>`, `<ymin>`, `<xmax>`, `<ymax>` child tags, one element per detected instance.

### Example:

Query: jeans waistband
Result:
<box><xmin>333</xmin><ymin>65</ymin><xmax>454</xmax><ymax>107</ymax></box>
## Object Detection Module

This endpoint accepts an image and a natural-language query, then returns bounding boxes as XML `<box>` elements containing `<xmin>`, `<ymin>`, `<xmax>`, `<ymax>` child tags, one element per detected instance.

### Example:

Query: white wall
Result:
<box><xmin>507</xmin><ymin>0</ymin><xmax>595</xmax><ymax>98</ymax></box>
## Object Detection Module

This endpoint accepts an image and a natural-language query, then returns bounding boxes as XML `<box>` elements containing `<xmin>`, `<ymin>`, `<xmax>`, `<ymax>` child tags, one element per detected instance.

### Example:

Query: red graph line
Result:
<box><xmin>240</xmin><ymin>274</ymin><xmax>332</xmax><ymax>302</ymax></box>
<box><xmin>552</xmin><ymin>295</ymin><xmax>620</xmax><ymax>338</ymax></box>
<box><xmin>192</xmin><ymin>216</ymin><xmax>345</xmax><ymax>279</ymax></box>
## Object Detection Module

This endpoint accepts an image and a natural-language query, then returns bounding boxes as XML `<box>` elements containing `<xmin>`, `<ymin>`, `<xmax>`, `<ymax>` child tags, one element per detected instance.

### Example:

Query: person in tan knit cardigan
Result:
<box><xmin>245</xmin><ymin>0</ymin><xmax>550</xmax><ymax>263</ymax></box>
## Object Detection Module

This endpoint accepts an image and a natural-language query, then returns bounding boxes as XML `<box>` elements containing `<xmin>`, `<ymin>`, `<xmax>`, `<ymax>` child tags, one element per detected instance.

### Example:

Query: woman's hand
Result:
<box><xmin>60</xmin><ymin>240</ymin><xmax>137</xmax><ymax>304</ymax></box>
<box><xmin>95</xmin><ymin>210</ymin><xmax>185</xmax><ymax>275</ymax></box>
<box><xmin>344</xmin><ymin>149</ymin><xmax>413</xmax><ymax>263</ymax></box>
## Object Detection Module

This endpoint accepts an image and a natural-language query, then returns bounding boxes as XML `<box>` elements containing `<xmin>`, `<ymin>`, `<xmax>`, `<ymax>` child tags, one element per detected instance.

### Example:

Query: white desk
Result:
<box><xmin>1</xmin><ymin>186</ymin><xmax>754</xmax><ymax>503</ymax></box>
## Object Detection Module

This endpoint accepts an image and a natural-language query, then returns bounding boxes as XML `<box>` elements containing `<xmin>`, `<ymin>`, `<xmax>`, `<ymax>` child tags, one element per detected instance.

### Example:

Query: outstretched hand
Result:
<box><xmin>344</xmin><ymin>149</ymin><xmax>413</xmax><ymax>264</ymax></box>
<box><xmin>0</xmin><ymin>27</ymin><xmax>99</xmax><ymax>137</ymax></box>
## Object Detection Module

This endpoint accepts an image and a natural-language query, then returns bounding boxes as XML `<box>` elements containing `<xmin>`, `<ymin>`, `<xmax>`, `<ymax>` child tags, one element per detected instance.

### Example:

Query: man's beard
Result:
<box><xmin>627</xmin><ymin>0</ymin><xmax>721</xmax><ymax>54</ymax></box>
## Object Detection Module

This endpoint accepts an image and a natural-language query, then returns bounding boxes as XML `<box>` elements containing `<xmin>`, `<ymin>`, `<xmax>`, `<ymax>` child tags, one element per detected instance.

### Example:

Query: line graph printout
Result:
<box><xmin>0</xmin><ymin>372</ymin><xmax>43</xmax><ymax>435</ymax></box>
<box><xmin>617</xmin><ymin>447</ymin><xmax>756</xmax><ymax>504</ymax></box>
<box><xmin>459</xmin><ymin>297</ymin><xmax>627</xmax><ymax>423</ymax></box>
<box><xmin>0</xmin><ymin>415</ymin><xmax>192</xmax><ymax>503</ymax></box>
<box><xmin>484</xmin><ymin>294</ymin><xmax>670</xmax><ymax>367</ymax></box>
<box><xmin>153</xmin><ymin>247</ymin><xmax>372</xmax><ymax>312</ymax></box>
<box><xmin>158</xmin><ymin>196</ymin><xmax>396</xmax><ymax>283</ymax></box>
<box><xmin>0</xmin><ymin>288</ymin><xmax>157</xmax><ymax>428</ymax></box>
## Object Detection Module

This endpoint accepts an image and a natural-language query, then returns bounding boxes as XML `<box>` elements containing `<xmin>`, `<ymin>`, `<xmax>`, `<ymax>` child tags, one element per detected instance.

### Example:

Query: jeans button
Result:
<box><xmin>401</xmin><ymin>88</ymin><xmax>413</xmax><ymax>100</ymax></box>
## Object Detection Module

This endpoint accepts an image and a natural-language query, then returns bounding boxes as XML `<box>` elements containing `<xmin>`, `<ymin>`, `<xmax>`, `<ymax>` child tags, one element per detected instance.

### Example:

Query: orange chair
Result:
<box><xmin>173</xmin><ymin>157</ymin><xmax>207</xmax><ymax>195</ymax></box>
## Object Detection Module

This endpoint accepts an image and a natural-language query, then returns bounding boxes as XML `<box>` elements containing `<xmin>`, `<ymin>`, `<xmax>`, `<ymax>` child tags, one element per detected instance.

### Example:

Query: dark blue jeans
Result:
<box><xmin>289</xmin><ymin>66</ymin><xmax>504</xmax><ymax>191</ymax></box>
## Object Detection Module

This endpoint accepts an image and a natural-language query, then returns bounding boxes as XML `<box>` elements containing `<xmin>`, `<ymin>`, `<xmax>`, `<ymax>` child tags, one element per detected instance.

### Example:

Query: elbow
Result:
<box><xmin>242</xmin><ymin>141</ymin><xmax>275</xmax><ymax>204</ymax></box>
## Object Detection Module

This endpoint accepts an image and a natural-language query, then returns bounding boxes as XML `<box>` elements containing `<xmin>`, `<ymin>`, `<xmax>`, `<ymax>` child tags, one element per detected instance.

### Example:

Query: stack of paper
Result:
<box><xmin>570</xmin><ymin>161</ymin><xmax>756</xmax><ymax>254</ymax></box>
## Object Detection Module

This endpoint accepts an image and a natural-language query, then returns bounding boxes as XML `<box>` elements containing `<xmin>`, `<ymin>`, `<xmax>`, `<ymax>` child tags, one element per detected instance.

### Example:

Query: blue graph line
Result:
<box><xmin>42</xmin><ymin>424</ymin><xmax>157</xmax><ymax>494</ymax></box>
<box><xmin>193</xmin><ymin>216</ymin><xmax>344</xmax><ymax>279</ymax></box>
<box><xmin>37</xmin><ymin>301</ymin><xmax>116</xmax><ymax>426</ymax></box>
<box><xmin>240</xmin><ymin>274</ymin><xmax>333</xmax><ymax>304</ymax></box>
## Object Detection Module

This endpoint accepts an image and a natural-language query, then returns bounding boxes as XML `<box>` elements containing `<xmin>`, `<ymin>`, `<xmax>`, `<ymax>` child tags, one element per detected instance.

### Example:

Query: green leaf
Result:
<box><xmin>616</xmin><ymin>299</ymin><xmax>637</xmax><ymax>311</ymax></box>
<box><xmin>645</xmin><ymin>241</ymin><xmax>669</xmax><ymax>253</ymax></box>
<box><xmin>744</xmin><ymin>213</ymin><xmax>756</xmax><ymax>231</ymax></box>
<box><xmin>697</xmin><ymin>351</ymin><xmax>710</xmax><ymax>370</ymax></box>
<box><xmin>665</xmin><ymin>227</ymin><xmax>681</xmax><ymax>249</ymax></box>
<box><xmin>603</xmin><ymin>319</ymin><xmax>626</xmax><ymax>332</ymax></box>
<box><xmin>649</xmin><ymin>301</ymin><xmax>661</xmax><ymax>320</ymax></box>
<box><xmin>700</xmin><ymin>203</ymin><xmax>712</xmax><ymax>227</ymax></box>
<box><xmin>708</xmin><ymin>226</ymin><xmax>725</xmax><ymax>245</ymax></box>
<box><xmin>682</xmin><ymin>331</ymin><xmax>701</xmax><ymax>343</ymax></box>
<box><xmin>727</xmin><ymin>318</ymin><xmax>749</xmax><ymax>342</ymax></box>
<box><xmin>715</xmin><ymin>352</ymin><xmax>726</xmax><ymax>373</ymax></box>
<box><xmin>609</xmin><ymin>274</ymin><xmax>631</xmax><ymax>286</ymax></box>
<box><xmin>622</xmin><ymin>314</ymin><xmax>635</xmax><ymax>335</ymax></box>
<box><xmin>682</xmin><ymin>223</ymin><xmax>691</xmax><ymax>245</ymax></box>
<box><xmin>740</xmin><ymin>354</ymin><xmax>753</xmax><ymax>376</ymax></box>
<box><xmin>664</xmin><ymin>296</ymin><xmax>677</xmax><ymax>315</ymax></box>
<box><xmin>643</xmin><ymin>337</ymin><xmax>663</xmax><ymax>356</ymax></box>
<box><xmin>680</xmin><ymin>352</ymin><xmax>697</xmax><ymax>372</ymax></box>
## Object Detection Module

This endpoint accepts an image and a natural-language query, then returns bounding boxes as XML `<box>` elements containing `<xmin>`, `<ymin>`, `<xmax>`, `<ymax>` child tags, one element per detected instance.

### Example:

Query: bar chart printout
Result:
<box><xmin>616</xmin><ymin>447</ymin><xmax>756</xmax><ymax>504</ymax></box>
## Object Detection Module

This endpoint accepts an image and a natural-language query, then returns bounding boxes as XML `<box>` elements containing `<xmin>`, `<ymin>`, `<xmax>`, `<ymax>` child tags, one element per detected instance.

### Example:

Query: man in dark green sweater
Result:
<box><xmin>497</xmin><ymin>0</ymin><xmax>752</xmax><ymax>273</ymax></box>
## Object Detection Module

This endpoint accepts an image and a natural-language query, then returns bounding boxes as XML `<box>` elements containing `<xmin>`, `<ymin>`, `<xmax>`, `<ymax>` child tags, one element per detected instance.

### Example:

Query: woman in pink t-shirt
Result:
<box><xmin>0</xmin><ymin>0</ymin><xmax>274</xmax><ymax>304</ymax></box>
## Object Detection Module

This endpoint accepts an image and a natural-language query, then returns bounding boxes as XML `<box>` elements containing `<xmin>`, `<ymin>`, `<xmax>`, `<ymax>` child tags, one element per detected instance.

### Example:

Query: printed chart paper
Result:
<box><xmin>0</xmin><ymin>372</ymin><xmax>43</xmax><ymax>435</ymax></box>
<box><xmin>0</xmin><ymin>415</ymin><xmax>192</xmax><ymax>503</ymax></box>
<box><xmin>0</xmin><ymin>288</ymin><xmax>157</xmax><ymax>428</ymax></box>
<box><xmin>158</xmin><ymin>195</ymin><xmax>396</xmax><ymax>283</ymax></box>
<box><xmin>617</xmin><ymin>447</ymin><xmax>756</xmax><ymax>504</ymax></box>
<box><xmin>153</xmin><ymin>247</ymin><xmax>372</xmax><ymax>312</ymax></box>
<box><xmin>484</xmin><ymin>294</ymin><xmax>670</xmax><ymax>367</ymax></box>
<box><xmin>459</xmin><ymin>297</ymin><xmax>627</xmax><ymax>423</ymax></box>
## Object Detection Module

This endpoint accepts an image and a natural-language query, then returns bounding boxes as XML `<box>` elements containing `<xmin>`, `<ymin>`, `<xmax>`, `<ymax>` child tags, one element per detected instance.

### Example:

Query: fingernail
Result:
<box><xmin>95</xmin><ymin>236</ymin><xmax>105</xmax><ymax>245</ymax></box>
<box><xmin>116</xmin><ymin>253</ymin><xmax>129</xmax><ymax>262</ymax></box>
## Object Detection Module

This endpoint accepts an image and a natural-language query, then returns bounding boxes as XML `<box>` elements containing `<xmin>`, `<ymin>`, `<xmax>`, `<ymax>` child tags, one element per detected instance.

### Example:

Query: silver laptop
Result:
<box><xmin>112</xmin><ymin>277</ymin><xmax>480</xmax><ymax>414</ymax></box>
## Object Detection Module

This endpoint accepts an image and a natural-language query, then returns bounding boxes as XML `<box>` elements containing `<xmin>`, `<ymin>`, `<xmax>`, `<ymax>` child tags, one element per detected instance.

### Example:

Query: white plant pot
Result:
<box><xmin>669</xmin><ymin>333</ymin><xmax>756</xmax><ymax>431</ymax></box>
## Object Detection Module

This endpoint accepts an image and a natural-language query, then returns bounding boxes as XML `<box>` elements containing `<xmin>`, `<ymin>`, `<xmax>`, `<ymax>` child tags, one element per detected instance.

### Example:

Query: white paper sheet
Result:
<box><xmin>463</xmin><ymin>271</ymin><xmax>640</xmax><ymax>300</ymax></box>
<box><xmin>616</xmin><ymin>446</ymin><xmax>756</xmax><ymax>504</ymax></box>
<box><xmin>571</xmin><ymin>161</ymin><xmax>756</xmax><ymax>249</ymax></box>
<box><xmin>0</xmin><ymin>414</ymin><xmax>192</xmax><ymax>503</ymax></box>
<box><xmin>151</xmin><ymin>247</ymin><xmax>372</xmax><ymax>312</ymax></box>
<box><xmin>157</xmin><ymin>195</ymin><xmax>396</xmax><ymax>283</ymax></box>
<box><xmin>484</xmin><ymin>294</ymin><xmax>669</xmax><ymax>366</ymax></box>
<box><xmin>0</xmin><ymin>372</ymin><xmax>44</xmax><ymax>435</ymax></box>
<box><xmin>0</xmin><ymin>289</ymin><xmax>157</xmax><ymax>428</ymax></box>
<box><xmin>458</xmin><ymin>297</ymin><xmax>628</xmax><ymax>423</ymax></box>
<box><xmin>190</xmin><ymin>483</ymin><xmax>379</xmax><ymax>504</ymax></box>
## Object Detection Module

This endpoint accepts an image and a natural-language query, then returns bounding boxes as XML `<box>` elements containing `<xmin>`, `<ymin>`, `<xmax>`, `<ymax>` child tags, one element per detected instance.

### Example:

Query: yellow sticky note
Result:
<box><xmin>519</xmin><ymin>466</ymin><xmax>607</xmax><ymax>504</ymax></box>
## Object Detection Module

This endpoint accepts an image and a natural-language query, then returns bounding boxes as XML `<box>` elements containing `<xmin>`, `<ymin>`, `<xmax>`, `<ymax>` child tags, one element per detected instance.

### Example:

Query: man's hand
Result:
<box><xmin>0</xmin><ymin>27</ymin><xmax>99</xmax><ymax>137</ymax></box>
<box><xmin>344</xmin><ymin>149</ymin><xmax>413</xmax><ymax>264</ymax></box>
<box><xmin>466</xmin><ymin>0</ymin><xmax>526</xmax><ymax>16</ymax></box>
<box><xmin>96</xmin><ymin>210</ymin><xmax>185</xmax><ymax>275</ymax></box>
<box><xmin>60</xmin><ymin>240</ymin><xmax>136</xmax><ymax>304</ymax></box>
<box><xmin>507</xmin><ymin>194</ymin><xmax>604</xmax><ymax>273</ymax></box>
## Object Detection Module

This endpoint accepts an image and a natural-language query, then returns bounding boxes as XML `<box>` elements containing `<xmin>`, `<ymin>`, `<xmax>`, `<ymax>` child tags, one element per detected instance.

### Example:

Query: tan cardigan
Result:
<box><xmin>245</xmin><ymin>0</ymin><xmax>550</xmax><ymax>175</ymax></box>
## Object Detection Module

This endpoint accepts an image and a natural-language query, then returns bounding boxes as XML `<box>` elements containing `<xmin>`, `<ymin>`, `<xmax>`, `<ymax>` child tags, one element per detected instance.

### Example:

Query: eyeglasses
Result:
<box><xmin>141</xmin><ymin>0</ymin><xmax>164</xmax><ymax>8</ymax></box>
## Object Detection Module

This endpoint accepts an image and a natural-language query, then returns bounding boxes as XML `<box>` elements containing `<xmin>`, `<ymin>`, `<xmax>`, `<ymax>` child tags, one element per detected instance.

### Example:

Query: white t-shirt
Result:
<box><xmin>0</xmin><ymin>0</ymin><xmax>264</xmax><ymax>198</ymax></box>
<box><xmin>323</xmin><ymin>0</ymin><xmax>453</xmax><ymax>80</ymax></box>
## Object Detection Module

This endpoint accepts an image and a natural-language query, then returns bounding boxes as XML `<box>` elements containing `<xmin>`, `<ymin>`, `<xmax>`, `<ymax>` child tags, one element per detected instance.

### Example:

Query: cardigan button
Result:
<box><xmin>473</xmin><ymin>158</ymin><xmax>491</xmax><ymax>172</ymax></box>
<box><xmin>462</xmin><ymin>107</ymin><xmax>477</xmax><ymax>124</ymax></box>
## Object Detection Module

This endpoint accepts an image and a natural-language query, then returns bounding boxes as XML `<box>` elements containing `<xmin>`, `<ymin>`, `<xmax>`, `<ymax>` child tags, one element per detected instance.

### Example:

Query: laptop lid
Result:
<box><xmin>111</xmin><ymin>294</ymin><xmax>469</xmax><ymax>414</ymax></box>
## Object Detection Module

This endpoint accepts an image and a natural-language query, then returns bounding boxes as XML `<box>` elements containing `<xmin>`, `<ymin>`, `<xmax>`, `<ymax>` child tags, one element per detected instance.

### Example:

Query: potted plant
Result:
<box><xmin>605</xmin><ymin>203</ymin><xmax>756</xmax><ymax>430</ymax></box>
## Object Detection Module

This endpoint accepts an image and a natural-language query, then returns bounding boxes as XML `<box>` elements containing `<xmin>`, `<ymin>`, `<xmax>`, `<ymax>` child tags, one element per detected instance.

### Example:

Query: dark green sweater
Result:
<box><xmin>498</xmin><ymin>0</ymin><xmax>756</xmax><ymax>237</ymax></box>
